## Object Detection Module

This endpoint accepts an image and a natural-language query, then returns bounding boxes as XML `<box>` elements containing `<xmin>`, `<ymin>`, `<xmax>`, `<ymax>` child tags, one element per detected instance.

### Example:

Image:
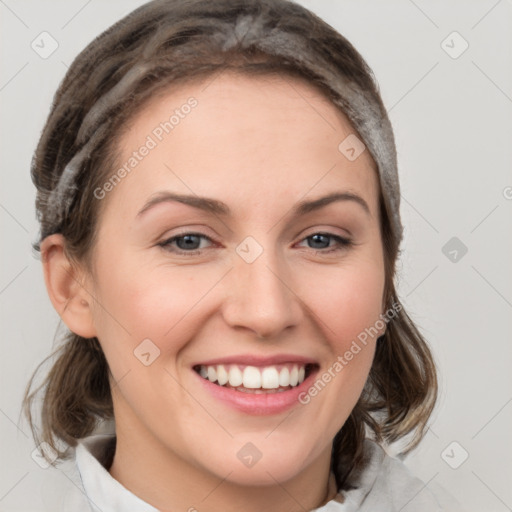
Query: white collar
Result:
<box><xmin>76</xmin><ymin>434</ymin><xmax>159</xmax><ymax>512</ymax></box>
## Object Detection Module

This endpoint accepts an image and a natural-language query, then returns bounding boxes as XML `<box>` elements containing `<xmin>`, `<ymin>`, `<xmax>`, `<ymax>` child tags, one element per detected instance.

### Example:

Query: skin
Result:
<box><xmin>42</xmin><ymin>71</ymin><xmax>386</xmax><ymax>512</ymax></box>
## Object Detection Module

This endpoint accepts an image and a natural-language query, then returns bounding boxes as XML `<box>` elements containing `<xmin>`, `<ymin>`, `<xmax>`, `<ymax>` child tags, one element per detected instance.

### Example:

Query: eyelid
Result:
<box><xmin>158</xmin><ymin>229</ymin><xmax>354</xmax><ymax>256</ymax></box>
<box><xmin>299</xmin><ymin>225</ymin><xmax>352</xmax><ymax>240</ymax></box>
<box><xmin>158</xmin><ymin>231</ymin><xmax>217</xmax><ymax>252</ymax></box>
<box><xmin>294</xmin><ymin>232</ymin><xmax>353</xmax><ymax>252</ymax></box>
<box><xmin>156</xmin><ymin>225</ymin><xmax>219</xmax><ymax>244</ymax></box>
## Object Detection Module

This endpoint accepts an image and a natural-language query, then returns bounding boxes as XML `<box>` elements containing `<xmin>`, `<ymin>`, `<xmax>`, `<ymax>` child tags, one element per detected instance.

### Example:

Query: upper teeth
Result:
<box><xmin>198</xmin><ymin>364</ymin><xmax>306</xmax><ymax>389</ymax></box>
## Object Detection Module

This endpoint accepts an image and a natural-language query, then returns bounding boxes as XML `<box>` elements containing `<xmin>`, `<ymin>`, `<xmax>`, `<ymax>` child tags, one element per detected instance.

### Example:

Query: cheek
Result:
<box><xmin>88</xmin><ymin>266</ymin><xmax>202</xmax><ymax>418</ymax></box>
<box><xmin>90</xmin><ymin>262</ymin><xmax>214</xmax><ymax>360</ymax></box>
<box><xmin>302</xmin><ymin>259</ymin><xmax>385</xmax><ymax>347</ymax></box>
<box><xmin>300</xmin><ymin>259</ymin><xmax>384</xmax><ymax>399</ymax></box>
<box><xmin>290</xmin><ymin>261</ymin><xmax>384</xmax><ymax>456</ymax></box>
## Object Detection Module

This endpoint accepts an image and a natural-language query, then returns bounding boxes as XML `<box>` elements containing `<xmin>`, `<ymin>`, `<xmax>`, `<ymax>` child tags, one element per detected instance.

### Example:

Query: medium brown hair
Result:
<box><xmin>23</xmin><ymin>0</ymin><xmax>437</xmax><ymax>491</ymax></box>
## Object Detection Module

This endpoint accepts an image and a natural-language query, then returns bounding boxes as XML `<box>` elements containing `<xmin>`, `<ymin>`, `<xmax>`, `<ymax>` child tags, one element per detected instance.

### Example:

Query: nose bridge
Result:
<box><xmin>222</xmin><ymin>239</ymin><xmax>302</xmax><ymax>338</ymax></box>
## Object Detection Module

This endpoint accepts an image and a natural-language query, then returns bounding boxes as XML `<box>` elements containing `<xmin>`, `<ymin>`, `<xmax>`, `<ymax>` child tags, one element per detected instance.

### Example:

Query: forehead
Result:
<box><xmin>104</xmin><ymin>71</ymin><xmax>379</xmax><ymax>219</ymax></box>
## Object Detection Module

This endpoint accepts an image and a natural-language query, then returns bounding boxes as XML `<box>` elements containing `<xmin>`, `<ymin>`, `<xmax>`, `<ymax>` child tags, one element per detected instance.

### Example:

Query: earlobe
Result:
<box><xmin>40</xmin><ymin>234</ymin><xmax>97</xmax><ymax>338</ymax></box>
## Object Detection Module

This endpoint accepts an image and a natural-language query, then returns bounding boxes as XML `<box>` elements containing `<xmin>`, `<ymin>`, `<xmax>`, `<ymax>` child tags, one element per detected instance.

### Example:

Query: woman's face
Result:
<box><xmin>84</xmin><ymin>71</ymin><xmax>385</xmax><ymax>486</ymax></box>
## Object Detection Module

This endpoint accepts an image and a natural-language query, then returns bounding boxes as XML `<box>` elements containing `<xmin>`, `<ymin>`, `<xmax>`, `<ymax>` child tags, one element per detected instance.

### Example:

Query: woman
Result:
<box><xmin>23</xmin><ymin>0</ymin><xmax>464</xmax><ymax>510</ymax></box>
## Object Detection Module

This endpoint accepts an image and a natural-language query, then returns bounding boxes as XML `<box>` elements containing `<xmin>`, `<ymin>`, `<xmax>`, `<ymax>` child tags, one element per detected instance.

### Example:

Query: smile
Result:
<box><xmin>193</xmin><ymin>363</ymin><xmax>316</xmax><ymax>393</ymax></box>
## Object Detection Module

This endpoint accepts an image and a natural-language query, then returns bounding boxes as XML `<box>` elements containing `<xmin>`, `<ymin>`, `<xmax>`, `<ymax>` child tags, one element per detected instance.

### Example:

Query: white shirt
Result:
<box><xmin>39</xmin><ymin>433</ymin><xmax>465</xmax><ymax>511</ymax></box>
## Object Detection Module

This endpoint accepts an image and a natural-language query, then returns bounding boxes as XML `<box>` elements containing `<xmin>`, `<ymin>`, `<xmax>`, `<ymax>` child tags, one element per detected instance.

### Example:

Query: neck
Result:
<box><xmin>108</xmin><ymin>413</ymin><xmax>338</xmax><ymax>512</ymax></box>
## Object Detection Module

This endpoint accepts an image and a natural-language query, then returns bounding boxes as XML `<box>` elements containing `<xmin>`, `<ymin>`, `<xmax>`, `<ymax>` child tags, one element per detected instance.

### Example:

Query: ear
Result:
<box><xmin>40</xmin><ymin>234</ymin><xmax>97</xmax><ymax>338</ymax></box>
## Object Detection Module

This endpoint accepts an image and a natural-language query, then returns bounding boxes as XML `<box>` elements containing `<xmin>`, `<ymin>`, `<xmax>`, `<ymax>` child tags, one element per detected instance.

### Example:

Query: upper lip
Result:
<box><xmin>192</xmin><ymin>354</ymin><xmax>319</xmax><ymax>367</ymax></box>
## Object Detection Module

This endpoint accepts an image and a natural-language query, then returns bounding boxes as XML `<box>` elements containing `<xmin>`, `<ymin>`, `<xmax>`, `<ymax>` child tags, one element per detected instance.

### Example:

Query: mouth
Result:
<box><xmin>191</xmin><ymin>354</ymin><xmax>321</xmax><ymax>415</ymax></box>
<box><xmin>193</xmin><ymin>362</ymin><xmax>319</xmax><ymax>394</ymax></box>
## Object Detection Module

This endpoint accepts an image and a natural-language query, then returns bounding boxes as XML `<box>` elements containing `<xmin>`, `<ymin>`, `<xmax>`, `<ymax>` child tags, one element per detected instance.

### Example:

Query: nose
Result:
<box><xmin>222</xmin><ymin>248</ymin><xmax>303</xmax><ymax>339</ymax></box>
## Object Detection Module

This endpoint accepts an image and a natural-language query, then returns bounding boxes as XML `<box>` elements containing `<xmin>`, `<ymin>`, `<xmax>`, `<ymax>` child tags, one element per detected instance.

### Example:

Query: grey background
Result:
<box><xmin>1</xmin><ymin>0</ymin><xmax>511</xmax><ymax>510</ymax></box>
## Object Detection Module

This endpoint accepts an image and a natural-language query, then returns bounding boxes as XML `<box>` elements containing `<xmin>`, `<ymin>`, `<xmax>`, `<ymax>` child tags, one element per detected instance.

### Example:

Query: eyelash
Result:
<box><xmin>158</xmin><ymin>231</ymin><xmax>353</xmax><ymax>256</ymax></box>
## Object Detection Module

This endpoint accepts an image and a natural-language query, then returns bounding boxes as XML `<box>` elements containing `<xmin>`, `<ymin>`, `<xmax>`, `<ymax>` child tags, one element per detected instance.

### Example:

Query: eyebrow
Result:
<box><xmin>136</xmin><ymin>190</ymin><xmax>371</xmax><ymax>219</ymax></box>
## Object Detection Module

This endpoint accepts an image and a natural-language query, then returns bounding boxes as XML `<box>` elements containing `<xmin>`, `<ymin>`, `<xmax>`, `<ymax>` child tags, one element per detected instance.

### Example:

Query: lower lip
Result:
<box><xmin>194</xmin><ymin>369</ymin><xmax>319</xmax><ymax>415</ymax></box>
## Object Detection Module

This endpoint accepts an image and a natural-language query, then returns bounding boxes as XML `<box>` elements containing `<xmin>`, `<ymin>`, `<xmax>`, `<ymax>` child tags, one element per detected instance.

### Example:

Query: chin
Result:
<box><xmin>192</xmin><ymin>436</ymin><xmax>324</xmax><ymax>487</ymax></box>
